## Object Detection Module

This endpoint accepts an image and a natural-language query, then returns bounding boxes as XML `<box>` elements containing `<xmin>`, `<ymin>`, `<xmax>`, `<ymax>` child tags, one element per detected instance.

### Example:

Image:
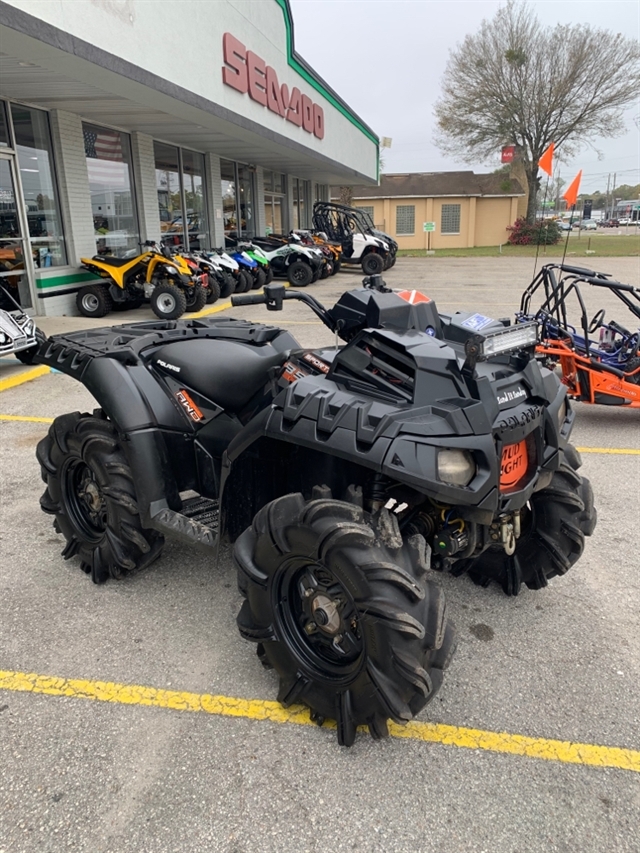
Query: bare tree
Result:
<box><xmin>434</xmin><ymin>1</ymin><xmax>640</xmax><ymax>222</ymax></box>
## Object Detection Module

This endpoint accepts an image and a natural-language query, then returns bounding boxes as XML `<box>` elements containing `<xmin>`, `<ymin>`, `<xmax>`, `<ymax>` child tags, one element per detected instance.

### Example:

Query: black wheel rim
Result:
<box><xmin>274</xmin><ymin>558</ymin><xmax>364</xmax><ymax>679</ymax></box>
<box><xmin>62</xmin><ymin>457</ymin><xmax>107</xmax><ymax>542</ymax></box>
<box><xmin>292</xmin><ymin>267</ymin><xmax>308</xmax><ymax>284</ymax></box>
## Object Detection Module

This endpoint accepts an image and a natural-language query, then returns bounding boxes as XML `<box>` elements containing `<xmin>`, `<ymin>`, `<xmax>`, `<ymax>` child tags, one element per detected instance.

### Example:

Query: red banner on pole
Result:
<box><xmin>501</xmin><ymin>145</ymin><xmax>515</xmax><ymax>164</ymax></box>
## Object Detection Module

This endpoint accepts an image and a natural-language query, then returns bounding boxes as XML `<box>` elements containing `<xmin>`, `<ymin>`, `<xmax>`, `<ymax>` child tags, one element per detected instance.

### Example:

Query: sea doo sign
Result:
<box><xmin>222</xmin><ymin>33</ymin><xmax>325</xmax><ymax>140</ymax></box>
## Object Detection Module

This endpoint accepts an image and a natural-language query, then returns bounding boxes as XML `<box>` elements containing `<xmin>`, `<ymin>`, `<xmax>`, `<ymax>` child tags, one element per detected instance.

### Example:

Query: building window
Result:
<box><xmin>441</xmin><ymin>204</ymin><xmax>461</xmax><ymax>235</ymax></box>
<box><xmin>11</xmin><ymin>104</ymin><xmax>67</xmax><ymax>267</ymax></box>
<box><xmin>358</xmin><ymin>205</ymin><xmax>375</xmax><ymax>222</ymax></box>
<box><xmin>154</xmin><ymin>143</ymin><xmax>208</xmax><ymax>250</ymax></box>
<box><xmin>0</xmin><ymin>101</ymin><xmax>9</xmax><ymax>148</ymax></box>
<box><xmin>292</xmin><ymin>177</ymin><xmax>311</xmax><ymax>230</ymax></box>
<box><xmin>83</xmin><ymin>122</ymin><xmax>139</xmax><ymax>257</ymax></box>
<box><xmin>264</xmin><ymin>170</ymin><xmax>285</xmax><ymax>235</ymax></box>
<box><xmin>221</xmin><ymin>159</ymin><xmax>255</xmax><ymax>238</ymax></box>
<box><xmin>395</xmin><ymin>205</ymin><xmax>415</xmax><ymax>236</ymax></box>
<box><xmin>314</xmin><ymin>183</ymin><xmax>328</xmax><ymax>203</ymax></box>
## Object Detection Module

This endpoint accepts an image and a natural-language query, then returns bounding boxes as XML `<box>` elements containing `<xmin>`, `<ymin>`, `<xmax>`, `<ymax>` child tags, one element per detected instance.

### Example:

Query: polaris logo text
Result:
<box><xmin>222</xmin><ymin>33</ymin><xmax>325</xmax><ymax>140</ymax></box>
<box><xmin>157</xmin><ymin>359</ymin><xmax>180</xmax><ymax>373</ymax></box>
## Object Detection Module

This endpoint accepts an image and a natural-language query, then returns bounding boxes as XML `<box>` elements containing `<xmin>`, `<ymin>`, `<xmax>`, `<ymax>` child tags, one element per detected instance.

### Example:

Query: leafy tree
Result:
<box><xmin>434</xmin><ymin>0</ymin><xmax>640</xmax><ymax>222</ymax></box>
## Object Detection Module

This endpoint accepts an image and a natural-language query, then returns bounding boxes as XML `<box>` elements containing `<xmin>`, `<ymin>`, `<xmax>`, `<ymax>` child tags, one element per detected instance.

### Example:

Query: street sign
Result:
<box><xmin>423</xmin><ymin>222</ymin><xmax>435</xmax><ymax>232</ymax></box>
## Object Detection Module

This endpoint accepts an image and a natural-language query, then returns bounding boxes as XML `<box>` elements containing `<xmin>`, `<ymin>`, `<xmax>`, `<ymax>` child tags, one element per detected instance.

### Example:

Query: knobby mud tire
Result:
<box><xmin>235</xmin><ymin>491</ymin><xmax>456</xmax><ymax>746</ymax></box>
<box><xmin>36</xmin><ymin>412</ymin><xmax>164</xmax><ymax>584</ymax></box>
<box><xmin>458</xmin><ymin>444</ymin><xmax>597</xmax><ymax>595</ymax></box>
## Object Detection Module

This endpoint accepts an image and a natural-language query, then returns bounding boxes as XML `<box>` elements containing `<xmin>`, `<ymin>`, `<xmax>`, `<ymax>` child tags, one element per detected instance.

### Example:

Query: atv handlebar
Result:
<box><xmin>231</xmin><ymin>284</ymin><xmax>337</xmax><ymax>333</ymax></box>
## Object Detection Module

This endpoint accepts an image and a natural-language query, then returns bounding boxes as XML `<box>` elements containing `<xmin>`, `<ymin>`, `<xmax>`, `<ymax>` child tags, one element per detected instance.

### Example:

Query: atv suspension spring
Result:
<box><xmin>367</xmin><ymin>474</ymin><xmax>390</xmax><ymax>513</ymax></box>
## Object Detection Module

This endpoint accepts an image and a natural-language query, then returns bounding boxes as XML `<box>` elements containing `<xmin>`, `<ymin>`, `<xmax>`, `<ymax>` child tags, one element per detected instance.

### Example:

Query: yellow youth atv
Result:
<box><xmin>77</xmin><ymin>242</ymin><xmax>205</xmax><ymax>320</ymax></box>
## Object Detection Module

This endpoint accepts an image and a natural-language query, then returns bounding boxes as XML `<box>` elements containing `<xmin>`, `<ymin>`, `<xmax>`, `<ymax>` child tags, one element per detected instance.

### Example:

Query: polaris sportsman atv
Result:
<box><xmin>35</xmin><ymin>276</ymin><xmax>595</xmax><ymax>744</ymax></box>
<box><xmin>519</xmin><ymin>263</ymin><xmax>640</xmax><ymax>407</ymax></box>
<box><xmin>313</xmin><ymin>201</ymin><xmax>398</xmax><ymax>274</ymax></box>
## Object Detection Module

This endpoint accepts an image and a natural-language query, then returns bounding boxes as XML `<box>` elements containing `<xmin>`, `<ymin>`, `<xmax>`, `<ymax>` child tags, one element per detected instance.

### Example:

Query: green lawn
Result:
<box><xmin>397</xmin><ymin>232</ymin><xmax>640</xmax><ymax>258</ymax></box>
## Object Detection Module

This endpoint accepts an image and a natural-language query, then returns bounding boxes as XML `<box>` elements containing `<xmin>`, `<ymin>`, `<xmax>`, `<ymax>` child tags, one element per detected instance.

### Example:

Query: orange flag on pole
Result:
<box><xmin>563</xmin><ymin>170</ymin><xmax>582</xmax><ymax>207</ymax></box>
<box><xmin>538</xmin><ymin>143</ymin><xmax>554</xmax><ymax>177</ymax></box>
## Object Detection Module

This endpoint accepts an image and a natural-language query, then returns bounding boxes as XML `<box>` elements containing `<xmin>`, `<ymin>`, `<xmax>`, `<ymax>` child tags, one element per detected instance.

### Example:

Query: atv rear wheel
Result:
<box><xmin>239</xmin><ymin>270</ymin><xmax>253</xmax><ymax>293</ymax></box>
<box><xmin>287</xmin><ymin>261</ymin><xmax>312</xmax><ymax>287</ymax></box>
<box><xmin>264</xmin><ymin>266</ymin><xmax>274</xmax><ymax>284</ymax></box>
<box><xmin>206</xmin><ymin>275</ymin><xmax>221</xmax><ymax>304</ymax></box>
<box><xmin>235</xmin><ymin>492</ymin><xmax>456</xmax><ymax>746</ymax></box>
<box><xmin>76</xmin><ymin>285</ymin><xmax>113</xmax><ymax>318</ymax></box>
<box><xmin>218</xmin><ymin>273</ymin><xmax>235</xmax><ymax>299</ymax></box>
<box><xmin>332</xmin><ymin>259</ymin><xmax>341</xmax><ymax>274</ymax></box>
<box><xmin>185</xmin><ymin>284</ymin><xmax>207</xmax><ymax>312</ymax></box>
<box><xmin>362</xmin><ymin>252</ymin><xmax>384</xmax><ymax>275</ymax></box>
<box><xmin>36</xmin><ymin>412</ymin><xmax>164</xmax><ymax>584</ymax></box>
<box><xmin>150</xmin><ymin>283</ymin><xmax>187</xmax><ymax>320</ymax></box>
<box><xmin>460</xmin><ymin>445</ymin><xmax>597</xmax><ymax>595</ymax></box>
<box><xmin>252</xmin><ymin>268</ymin><xmax>266</xmax><ymax>290</ymax></box>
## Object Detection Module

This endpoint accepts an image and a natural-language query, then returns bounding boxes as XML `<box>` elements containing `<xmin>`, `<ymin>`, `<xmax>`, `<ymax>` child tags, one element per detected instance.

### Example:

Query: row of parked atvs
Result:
<box><xmin>75</xmin><ymin>202</ymin><xmax>399</xmax><ymax>321</ymax></box>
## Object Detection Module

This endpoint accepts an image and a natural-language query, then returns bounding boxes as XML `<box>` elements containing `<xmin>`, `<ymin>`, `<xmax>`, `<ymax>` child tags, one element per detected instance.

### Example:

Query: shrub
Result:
<box><xmin>507</xmin><ymin>217</ymin><xmax>562</xmax><ymax>245</ymax></box>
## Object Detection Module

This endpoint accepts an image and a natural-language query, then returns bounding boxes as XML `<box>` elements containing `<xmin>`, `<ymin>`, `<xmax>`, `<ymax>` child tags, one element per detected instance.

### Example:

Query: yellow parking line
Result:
<box><xmin>0</xmin><ymin>365</ymin><xmax>50</xmax><ymax>392</ymax></box>
<box><xmin>577</xmin><ymin>447</ymin><xmax>640</xmax><ymax>456</ymax></box>
<box><xmin>1</xmin><ymin>668</ymin><xmax>638</xmax><ymax>772</ymax></box>
<box><xmin>0</xmin><ymin>414</ymin><xmax>54</xmax><ymax>423</ymax></box>
<box><xmin>191</xmin><ymin>299</ymin><xmax>233</xmax><ymax>319</ymax></box>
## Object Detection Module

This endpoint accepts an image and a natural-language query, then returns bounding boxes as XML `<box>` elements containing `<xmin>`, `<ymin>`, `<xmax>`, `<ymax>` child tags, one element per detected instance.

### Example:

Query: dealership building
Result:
<box><xmin>0</xmin><ymin>0</ymin><xmax>378</xmax><ymax>315</ymax></box>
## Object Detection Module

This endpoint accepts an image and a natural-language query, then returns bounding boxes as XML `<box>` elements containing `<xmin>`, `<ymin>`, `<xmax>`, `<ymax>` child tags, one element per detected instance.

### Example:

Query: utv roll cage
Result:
<box><xmin>313</xmin><ymin>201</ymin><xmax>376</xmax><ymax>242</ymax></box>
<box><xmin>519</xmin><ymin>263</ymin><xmax>640</xmax><ymax>360</ymax></box>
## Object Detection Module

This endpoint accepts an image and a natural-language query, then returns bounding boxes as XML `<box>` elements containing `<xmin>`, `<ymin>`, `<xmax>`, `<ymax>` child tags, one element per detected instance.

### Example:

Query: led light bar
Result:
<box><xmin>478</xmin><ymin>322</ymin><xmax>538</xmax><ymax>359</ymax></box>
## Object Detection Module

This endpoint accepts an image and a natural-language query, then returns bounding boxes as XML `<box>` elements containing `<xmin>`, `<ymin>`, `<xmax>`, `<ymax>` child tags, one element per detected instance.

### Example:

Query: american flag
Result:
<box><xmin>83</xmin><ymin>126</ymin><xmax>127</xmax><ymax>188</ymax></box>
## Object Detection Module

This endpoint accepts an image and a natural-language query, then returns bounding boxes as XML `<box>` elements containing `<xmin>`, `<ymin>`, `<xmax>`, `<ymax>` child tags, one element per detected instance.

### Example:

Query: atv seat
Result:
<box><xmin>90</xmin><ymin>255</ymin><xmax>135</xmax><ymax>267</ymax></box>
<box><xmin>153</xmin><ymin>339</ymin><xmax>287</xmax><ymax>412</ymax></box>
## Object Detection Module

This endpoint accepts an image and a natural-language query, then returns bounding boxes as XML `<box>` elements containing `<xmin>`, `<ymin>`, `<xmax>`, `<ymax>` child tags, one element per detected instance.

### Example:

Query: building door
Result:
<box><xmin>0</xmin><ymin>151</ymin><xmax>37</xmax><ymax>311</ymax></box>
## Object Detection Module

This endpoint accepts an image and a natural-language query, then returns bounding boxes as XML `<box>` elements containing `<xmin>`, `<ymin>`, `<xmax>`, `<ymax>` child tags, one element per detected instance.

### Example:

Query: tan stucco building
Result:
<box><xmin>344</xmin><ymin>172</ymin><xmax>525</xmax><ymax>250</ymax></box>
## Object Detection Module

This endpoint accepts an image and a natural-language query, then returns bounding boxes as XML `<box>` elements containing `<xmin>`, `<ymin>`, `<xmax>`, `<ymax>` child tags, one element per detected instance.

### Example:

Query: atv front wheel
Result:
<box><xmin>206</xmin><ymin>275</ymin><xmax>221</xmax><ymax>304</ymax></box>
<box><xmin>252</xmin><ymin>268</ymin><xmax>266</xmax><ymax>290</ymax></box>
<box><xmin>150</xmin><ymin>283</ymin><xmax>187</xmax><ymax>320</ymax></box>
<box><xmin>36</xmin><ymin>412</ymin><xmax>164</xmax><ymax>584</ymax></box>
<box><xmin>76</xmin><ymin>285</ymin><xmax>113</xmax><ymax>318</ymax></box>
<box><xmin>235</xmin><ymin>492</ymin><xmax>456</xmax><ymax>746</ymax></box>
<box><xmin>460</xmin><ymin>445</ymin><xmax>597</xmax><ymax>595</ymax></box>
<box><xmin>218</xmin><ymin>273</ymin><xmax>235</xmax><ymax>299</ymax></box>
<box><xmin>287</xmin><ymin>261</ymin><xmax>312</xmax><ymax>287</ymax></box>
<box><xmin>362</xmin><ymin>253</ymin><xmax>384</xmax><ymax>275</ymax></box>
<box><xmin>185</xmin><ymin>284</ymin><xmax>207</xmax><ymax>312</ymax></box>
<box><xmin>264</xmin><ymin>266</ymin><xmax>274</xmax><ymax>284</ymax></box>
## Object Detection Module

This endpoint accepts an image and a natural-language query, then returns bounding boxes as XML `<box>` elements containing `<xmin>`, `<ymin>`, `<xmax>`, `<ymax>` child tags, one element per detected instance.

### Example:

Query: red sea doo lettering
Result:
<box><xmin>222</xmin><ymin>33</ymin><xmax>324</xmax><ymax>139</ymax></box>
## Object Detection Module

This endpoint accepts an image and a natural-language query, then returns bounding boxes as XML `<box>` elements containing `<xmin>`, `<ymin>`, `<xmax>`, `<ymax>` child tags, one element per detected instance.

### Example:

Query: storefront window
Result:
<box><xmin>237</xmin><ymin>164</ymin><xmax>255</xmax><ymax>237</ymax></box>
<box><xmin>292</xmin><ymin>177</ymin><xmax>311</xmax><ymax>230</ymax></box>
<box><xmin>0</xmin><ymin>102</ymin><xmax>9</xmax><ymax>148</ymax></box>
<box><xmin>11</xmin><ymin>104</ymin><xmax>67</xmax><ymax>267</ymax></box>
<box><xmin>221</xmin><ymin>159</ymin><xmax>237</xmax><ymax>236</ymax></box>
<box><xmin>221</xmin><ymin>160</ymin><xmax>255</xmax><ymax>238</ymax></box>
<box><xmin>155</xmin><ymin>143</ymin><xmax>208</xmax><ymax>251</ymax></box>
<box><xmin>264</xmin><ymin>170</ymin><xmax>286</xmax><ymax>235</ymax></box>
<box><xmin>154</xmin><ymin>141</ymin><xmax>181</xmax><ymax>247</ymax></box>
<box><xmin>83</xmin><ymin>122</ymin><xmax>139</xmax><ymax>257</ymax></box>
<box><xmin>182</xmin><ymin>149</ymin><xmax>208</xmax><ymax>250</ymax></box>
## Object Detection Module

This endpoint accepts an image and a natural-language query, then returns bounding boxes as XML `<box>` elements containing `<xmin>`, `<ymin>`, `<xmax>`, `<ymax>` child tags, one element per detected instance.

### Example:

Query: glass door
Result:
<box><xmin>0</xmin><ymin>151</ymin><xmax>36</xmax><ymax>310</ymax></box>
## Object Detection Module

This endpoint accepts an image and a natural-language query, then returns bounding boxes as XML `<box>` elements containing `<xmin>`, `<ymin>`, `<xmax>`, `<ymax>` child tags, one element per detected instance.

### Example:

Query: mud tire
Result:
<box><xmin>36</xmin><ymin>412</ymin><xmax>164</xmax><ymax>584</ymax></box>
<box><xmin>361</xmin><ymin>252</ymin><xmax>384</xmax><ymax>275</ymax></box>
<box><xmin>185</xmin><ymin>284</ymin><xmax>207</xmax><ymax>312</ymax></box>
<box><xmin>460</xmin><ymin>444</ymin><xmax>597</xmax><ymax>595</ymax></box>
<box><xmin>235</xmin><ymin>491</ymin><xmax>456</xmax><ymax>746</ymax></box>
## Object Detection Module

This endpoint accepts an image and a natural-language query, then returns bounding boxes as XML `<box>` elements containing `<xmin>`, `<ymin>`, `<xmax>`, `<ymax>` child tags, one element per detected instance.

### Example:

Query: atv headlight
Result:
<box><xmin>165</xmin><ymin>265</ymin><xmax>177</xmax><ymax>275</ymax></box>
<box><xmin>557</xmin><ymin>397</ymin><xmax>567</xmax><ymax>428</ymax></box>
<box><xmin>22</xmin><ymin>319</ymin><xmax>35</xmax><ymax>335</ymax></box>
<box><xmin>476</xmin><ymin>323</ymin><xmax>538</xmax><ymax>359</ymax></box>
<box><xmin>0</xmin><ymin>331</ymin><xmax>7</xmax><ymax>344</ymax></box>
<box><xmin>437</xmin><ymin>449</ymin><xmax>476</xmax><ymax>487</ymax></box>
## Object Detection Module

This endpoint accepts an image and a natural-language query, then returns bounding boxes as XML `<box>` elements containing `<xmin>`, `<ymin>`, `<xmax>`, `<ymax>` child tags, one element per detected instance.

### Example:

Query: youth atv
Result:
<box><xmin>35</xmin><ymin>276</ymin><xmax>595</xmax><ymax>744</ymax></box>
<box><xmin>249</xmin><ymin>234</ymin><xmax>324</xmax><ymax>286</ymax></box>
<box><xmin>313</xmin><ymin>201</ymin><xmax>397</xmax><ymax>274</ymax></box>
<box><xmin>519</xmin><ymin>263</ymin><xmax>640</xmax><ymax>407</ymax></box>
<box><xmin>78</xmin><ymin>242</ymin><xmax>202</xmax><ymax>321</ymax></box>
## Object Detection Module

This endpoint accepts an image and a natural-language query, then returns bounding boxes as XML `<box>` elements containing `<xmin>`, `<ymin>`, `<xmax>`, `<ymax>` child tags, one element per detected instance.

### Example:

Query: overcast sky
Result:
<box><xmin>289</xmin><ymin>0</ymin><xmax>640</xmax><ymax>194</ymax></box>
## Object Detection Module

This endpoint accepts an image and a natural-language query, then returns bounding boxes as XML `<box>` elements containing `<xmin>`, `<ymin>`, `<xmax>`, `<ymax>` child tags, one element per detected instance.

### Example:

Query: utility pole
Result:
<box><xmin>612</xmin><ymin>173</ymin><xmax>617</xmax><ymax>220</ymax></box>
<box><xmin>605</xmin><ymin>173</ymin><xmax>611</xmax><ymax>219</ymax></box>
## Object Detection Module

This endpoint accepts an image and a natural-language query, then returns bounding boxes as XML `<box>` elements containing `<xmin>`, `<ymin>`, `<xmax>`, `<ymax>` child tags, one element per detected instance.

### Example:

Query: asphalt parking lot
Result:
<box><xmin>1</xmin><ymin>257</ymin><xmax>639</xmax><ymax>853</ymax></box>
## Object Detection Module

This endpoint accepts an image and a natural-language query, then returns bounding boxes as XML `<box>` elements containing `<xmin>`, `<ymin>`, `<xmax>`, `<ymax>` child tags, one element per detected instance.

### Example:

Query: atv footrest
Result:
<box><xmin>150</xmin><ymin>496</ymin><xmax>219</xmax><ymax>549</ymax></box>
<box><xmin>181</xmin><ymin>496</ymin><xmax>220</xmax><ymax>529</ymax></box>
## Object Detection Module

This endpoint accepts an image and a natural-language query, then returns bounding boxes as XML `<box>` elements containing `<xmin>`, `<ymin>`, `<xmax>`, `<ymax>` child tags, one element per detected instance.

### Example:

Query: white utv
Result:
<box><xmin>313</xmin><ymin>201</ymin><xmax>398</xmax><ymax>275</ymax></box>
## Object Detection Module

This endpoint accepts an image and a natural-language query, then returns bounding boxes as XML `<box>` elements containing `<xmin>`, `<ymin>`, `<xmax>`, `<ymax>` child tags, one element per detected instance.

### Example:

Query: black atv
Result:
<box><xmin>34</xmin><ymin>276</ymin><xmax>595</xmax><ymax>744</ymax></box>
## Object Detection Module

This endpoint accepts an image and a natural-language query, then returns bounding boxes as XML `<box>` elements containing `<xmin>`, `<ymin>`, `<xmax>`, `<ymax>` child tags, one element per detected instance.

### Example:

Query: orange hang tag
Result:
<box><xmin>500</xmin><ymin>440</ymin><xmax>528</xmax><ymax>490</ymax></box>
<box><xmin>397</xmin><ymin>290</ymin><xmax>431</xmax><ymax>305</ymax></box>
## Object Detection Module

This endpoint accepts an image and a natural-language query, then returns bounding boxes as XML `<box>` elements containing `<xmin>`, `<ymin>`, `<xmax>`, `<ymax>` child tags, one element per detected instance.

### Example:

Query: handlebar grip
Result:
<box><xmin>231</xmin><ymin>293</ymin><xmax>267</xmax><ymax>306</ymax></box>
